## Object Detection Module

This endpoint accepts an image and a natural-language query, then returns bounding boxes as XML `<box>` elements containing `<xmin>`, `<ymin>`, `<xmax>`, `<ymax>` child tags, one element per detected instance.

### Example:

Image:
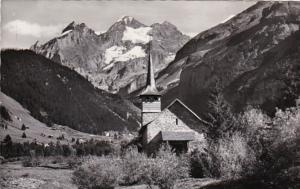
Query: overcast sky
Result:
<box><xmin>1</xmin><ymin>0</ymin><xmax>255</xmax><ymax>49</ymax></box>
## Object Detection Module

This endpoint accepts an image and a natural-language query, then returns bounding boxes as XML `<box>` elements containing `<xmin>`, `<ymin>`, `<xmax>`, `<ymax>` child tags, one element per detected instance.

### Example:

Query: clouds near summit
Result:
<box><xmin>4</xmin><ymin>20</ymin><xmax>63</xmax><ymax>38</ymax></box>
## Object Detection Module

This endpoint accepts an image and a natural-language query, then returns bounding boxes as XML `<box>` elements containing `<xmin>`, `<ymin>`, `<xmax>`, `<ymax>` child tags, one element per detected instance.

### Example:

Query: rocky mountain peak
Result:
<box><xmin>261</xmin><ymin>1</ymin><xmax>300</xmax><ymax>19</ymax></box>
<box><xmin>161</xmin><ymin>21</ymin><xmax>176</xmax><ymax>27</ymax></box>
<box><xmin>150</xmin><ymin>21</ymin><xmax>189</xmax><ymax>41</ymax></box>
<box><xmin>31</xmin><ymin>40</ymin><xmax>40</xmax><ymax>50</ymax></box>
<box><xmin>118</xmin><ymin>16</ymin><xmax>134</xmax><ymax>24</ymax></box>
<box><xmin>108</xmin><ymin>16</ymin><xmax>145</xmax><ymax>33</ymax></box>
<box><xmin>60</xmin><ymin>21</ymin><xmax>92</xmax><ymax>36</ymax></box>
<box><xmin>62</xmin><ymin>21</ymin><xmax>76</xmax><ymax>33</ymax></box>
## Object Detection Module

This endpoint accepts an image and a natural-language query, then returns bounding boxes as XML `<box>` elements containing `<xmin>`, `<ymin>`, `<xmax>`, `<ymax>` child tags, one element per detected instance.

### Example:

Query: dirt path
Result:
<box><xmin>0</xmin><ymin>161</ymin><xmax>77</xmax><ymax>189</ymax></box>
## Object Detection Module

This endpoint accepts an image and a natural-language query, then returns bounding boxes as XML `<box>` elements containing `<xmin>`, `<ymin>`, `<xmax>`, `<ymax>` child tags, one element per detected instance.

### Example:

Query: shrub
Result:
<box><xmin>22</xmin><ymin>157</ymin><xmax>40</xmax><ymax>167</ymax></box>
<box><xmin>239</xmin><ymin>107</ymin><xmax>300</xmax><ymax>177</ymax></box>
<box><xmin>265</xmin><ymin>107</ymin><xmax>300</xmax><ymax>175</ymax></box>
<box><xmin>22</xmin><ymin>151</ymin><xmax>40</xmax><ymax>167</ymax></box>
<box><xmin>215</xmin><ymin>132</ymin><xmax>256</xmax><ymax>179</ymax></box>
<box><xmin>146</xmin><ymin>144</ymin><xmax>190</xmax><ymax>189</ymax></box>
<box><xmin>120</xmin><ymin>147</ymin><xmax>149</xmax><ymax>185</ymax></box>
<box><xmin>190</xmin><ymin>148</ymin><xmax>215</xmax><ymax>178</ymax></box>
<box><xmin>73</xmin><ymin>157</ymin><xmax>121</xmax><ymax>189</ymax></box>
<box><xmin>72</xmin><ymin>145</ymin><xmax>190</xmax><ymax>189</ymax></box>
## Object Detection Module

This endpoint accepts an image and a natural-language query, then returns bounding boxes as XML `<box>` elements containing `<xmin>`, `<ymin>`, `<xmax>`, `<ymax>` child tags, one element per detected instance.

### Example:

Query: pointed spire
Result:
<box><xmin>146</xmin><ymin>43</ymin><xmax>156</xmax><ymax>89</ymax></box>
<box><xmin>140</xmin><ymin>42</ymin><xmax>160</xmax><ymax>96</ymax></box>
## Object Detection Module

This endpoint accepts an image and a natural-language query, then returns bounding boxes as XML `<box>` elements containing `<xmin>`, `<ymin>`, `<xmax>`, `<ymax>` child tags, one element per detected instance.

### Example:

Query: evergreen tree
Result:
<box><xmin>207</xmin><ymin>80</ymin><xmax>239</xmax><ymax>139</ymax></box>
<box><xmin>0</xmin><ymin>105</ymin><xmax>11</xmax><ymax>121</ymax></box>
<box><xmin>76</xmin><ymin>138</ymin><xmax>80</xmax><ymax>145</ymax></box>
<box><xmin>4</xmin><ymin>134</ymin><xmax>12</xmax><ymax>144</ymax></box>
<box><xmin>22</xmin><ymin>132</ymin><xmax>27</xmax><ymax>138</ymax></box>
<box><xmin>21</xmin><ymin>124</ymin><xmax>26</xmax><ymax>130</ymax></box>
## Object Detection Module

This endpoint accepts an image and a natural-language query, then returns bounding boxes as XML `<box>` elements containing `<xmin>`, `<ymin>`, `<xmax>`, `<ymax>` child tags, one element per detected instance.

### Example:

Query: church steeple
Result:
<box><xmin>140</xmin><ymin>42</ymin><xmax>161</xmax><ymax>121</ymax></box>
<box><xmin>141</xmin><ymin>42</ymin><xmax>160</xmax><ymax>96</ymax></box>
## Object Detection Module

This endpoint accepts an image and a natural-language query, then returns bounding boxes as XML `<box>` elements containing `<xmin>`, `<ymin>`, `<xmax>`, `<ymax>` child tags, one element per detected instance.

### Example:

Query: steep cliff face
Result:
<box><xmin>31</xmin><ymin>16</ymin><xmax>190</xmax><ymax>94</ymax></box>
<box><xmin>159</xmin><ymin>1</ymin><xmax>300</xmax><ymax>116</ymax></box>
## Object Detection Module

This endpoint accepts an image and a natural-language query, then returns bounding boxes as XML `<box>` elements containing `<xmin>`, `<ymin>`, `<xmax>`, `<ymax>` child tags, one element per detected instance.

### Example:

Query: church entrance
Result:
<box><xmin>168</xmin><ymin>141</ymin><xmax>188</xmax><ymax>154</ymax></box>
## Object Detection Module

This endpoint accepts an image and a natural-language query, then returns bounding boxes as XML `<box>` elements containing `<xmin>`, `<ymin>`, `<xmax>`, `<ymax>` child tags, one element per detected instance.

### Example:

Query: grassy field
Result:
<box><xmin>0</xmin><ymin>161</ymin><xmax>221</xmax><ymax>189</ymax></box>
<box><xmin>0</xmin><ymin>161</ymin><xmax>76</xmax><ymax>189</ymax></box>
<box><xmin>2</xmin><ymin>160</ymin><xmax>296</xmax><ymax>189</ymax></box>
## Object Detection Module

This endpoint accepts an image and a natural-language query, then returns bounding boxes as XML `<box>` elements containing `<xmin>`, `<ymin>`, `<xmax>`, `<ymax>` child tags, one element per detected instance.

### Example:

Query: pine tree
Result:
<box><xmin>207</xmin><ymin>80</ymin><xmax>239</xmax><ymax>139</ymax></box>
<box><xmin>22</xmin><ymin>132</ymin><xmax>27</xmax><ymax>138</ymax></box>
<box><xmin>4</xmin><ymin>134</ymin><xmax>12</xmax><ymax>144</ymax></box>
<box><xmin>21</xmin><ymin>124</ymin><xmax>26</xmax><ymax>130</ymax></box>
<box><xmin>76</xmin><ymin>138</ymin><xmax>80</xmax><ymax>145</ymax></box>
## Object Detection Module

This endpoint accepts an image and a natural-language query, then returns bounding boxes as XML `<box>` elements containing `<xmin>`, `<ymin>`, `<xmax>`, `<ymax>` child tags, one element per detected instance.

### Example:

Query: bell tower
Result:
<box><xmin>140</xmin><ymin>43</ymin><xmax>161</xmax><ymax>126</ymax></box>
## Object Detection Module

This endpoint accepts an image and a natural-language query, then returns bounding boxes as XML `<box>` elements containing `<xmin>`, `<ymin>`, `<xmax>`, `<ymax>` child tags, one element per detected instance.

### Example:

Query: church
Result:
<box><xmin>139</xmin><ymin>51</ymin><xmax>209</xmax><ymax>154</ymax></box>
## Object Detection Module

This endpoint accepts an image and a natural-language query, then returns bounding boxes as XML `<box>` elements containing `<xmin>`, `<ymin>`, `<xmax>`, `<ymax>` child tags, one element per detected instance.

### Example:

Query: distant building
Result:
<box><xmin>139</xmin><ymin>49</ymin><xmax>209</xmax><ymax>154</ymax></box>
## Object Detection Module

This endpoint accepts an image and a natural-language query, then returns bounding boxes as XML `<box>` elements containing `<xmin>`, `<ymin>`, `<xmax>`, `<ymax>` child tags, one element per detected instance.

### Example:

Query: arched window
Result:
<box><xmin>176</xmin><ymin>118</ymin><xmax>178</xmax><ymax>125</ymax></box>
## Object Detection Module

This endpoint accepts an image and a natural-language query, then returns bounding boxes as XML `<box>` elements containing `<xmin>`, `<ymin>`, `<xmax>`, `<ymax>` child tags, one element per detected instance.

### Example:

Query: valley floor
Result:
<box><xmin>0</xmin><ymin>161</ymin><xmax>221</xmax><ymax>189</ymax></box>
<box><xmin>1</xmin><ymin>161</ymin><xmax>298</xmax><ymax>189</ymax></box>
<box><xmin>0</xmin><ymin>161</ymin><xmax>76</xmax><ymax>189</ymax></box>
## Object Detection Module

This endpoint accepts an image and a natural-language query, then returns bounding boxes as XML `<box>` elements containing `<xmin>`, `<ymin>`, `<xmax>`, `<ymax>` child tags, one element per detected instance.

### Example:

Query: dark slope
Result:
<box><xmin>1</xmin><ymin>49</ymin><xmax>140</xmax><ymax>134</ymax></box>
<box><xmin>225</xmin><ymin>30</ymin><xmax>300</xmax><ymax>114</ymax></box>
<box><xmin>158</xmin><ymin>1</ymin><xmax>300</xmax><ymax>117</ymax></box>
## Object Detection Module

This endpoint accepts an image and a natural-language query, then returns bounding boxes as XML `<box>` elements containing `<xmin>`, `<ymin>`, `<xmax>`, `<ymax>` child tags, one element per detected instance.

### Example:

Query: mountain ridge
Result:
<box><xmin>31</xmin><ymin>16</ymin><xmax>190</xmax><ymax>94</ymax></box>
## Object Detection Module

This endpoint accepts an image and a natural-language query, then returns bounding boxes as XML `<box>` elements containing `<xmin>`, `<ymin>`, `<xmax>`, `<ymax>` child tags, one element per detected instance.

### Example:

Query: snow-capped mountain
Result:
<box><xmin>31</xmin><ymin>16</ymin><xmax>190</xmax><ymax>94</ymax></box>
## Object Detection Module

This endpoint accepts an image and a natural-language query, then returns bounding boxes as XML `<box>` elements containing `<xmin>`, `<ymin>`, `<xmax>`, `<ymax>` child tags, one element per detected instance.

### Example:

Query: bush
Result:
<box><xmin>73</xmin><ymin>157</ymin><xmax>121</xmax><ymax>189</ymax></box>
<box><xmin>22</xmin><ymin>157</ymin><xmax>40</xmax><ymax>167</ymax></box>
<box><xmin>146</xmin><ymin>144</ymin><xmax>190</xmax><ymax>189</ymax></box>
<box><xmin>190</xmin><ymin>148</ymin><xmax>215</xmax><ymax>178</ymax></box>
<box><xmin>72</xmin><ymin>145</ymin><xmax>190</xmax><ymax>189</ymax></box>
<box><xmin>120</xmin><ymin>147</ymin><xmax>149</xmax><ymax>185</ymax></box>
<box><xmin>22</xmin><ymin>151</ymin><xmax>40</xmax><ymax>167</ymax></box>
<box><xmin>215</xmin><ymin>132</ymin><xmax>256</xmax><ymax>179</ymax></box>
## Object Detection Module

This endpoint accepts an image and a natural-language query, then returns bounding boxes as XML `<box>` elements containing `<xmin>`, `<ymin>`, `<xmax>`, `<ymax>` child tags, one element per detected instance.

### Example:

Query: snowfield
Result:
<box><xmin>122</xmin><ymin>26</ymin><xmax>152</xmax><ymax>44</ymax></box>
<box><xmin>59</xmin><ymin>30</ymin><xmax>73</xmax><ymax>37</ymax></box>
<box><xmin>104</xmin><ymin>45</ymin><xmax>146</xmax><ymax>68</ymax></box>
<box><xmin>104</xmin><ymin>46</ymin><xmax>126</xmax><ymax>64</ymax></box>
<box><xmin>165</xmin><ymin>53</ymin><xmax>176</xmax><ymax>63</ymax></box>
<box><xmin>116</xmin><ymin>46</ymin><xmax>146</xmax><ymax>62</ymax></box>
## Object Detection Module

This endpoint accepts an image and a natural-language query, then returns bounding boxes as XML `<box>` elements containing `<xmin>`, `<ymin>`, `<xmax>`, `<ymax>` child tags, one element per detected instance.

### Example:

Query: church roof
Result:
<box><xmin>160</xmin><ymin>131</ymin><xmax>195</xmax><ymax>141</ymax></box>
<box><xmin>166</xmin><ymin>98</ymin><xmax>211</xmax><ymax>127</ymax></box>
<box><xmin>139</xmin><ymin>98</ymin><xmax>210</xmax><ymax>132</ymax></box>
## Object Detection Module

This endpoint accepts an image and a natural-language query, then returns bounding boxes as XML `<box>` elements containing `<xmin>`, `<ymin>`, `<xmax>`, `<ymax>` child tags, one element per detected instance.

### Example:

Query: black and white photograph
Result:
<box><xmin>0</xmin><ymin>0</ymin><xmax>299</xmax><ymax>188</ymax></box>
